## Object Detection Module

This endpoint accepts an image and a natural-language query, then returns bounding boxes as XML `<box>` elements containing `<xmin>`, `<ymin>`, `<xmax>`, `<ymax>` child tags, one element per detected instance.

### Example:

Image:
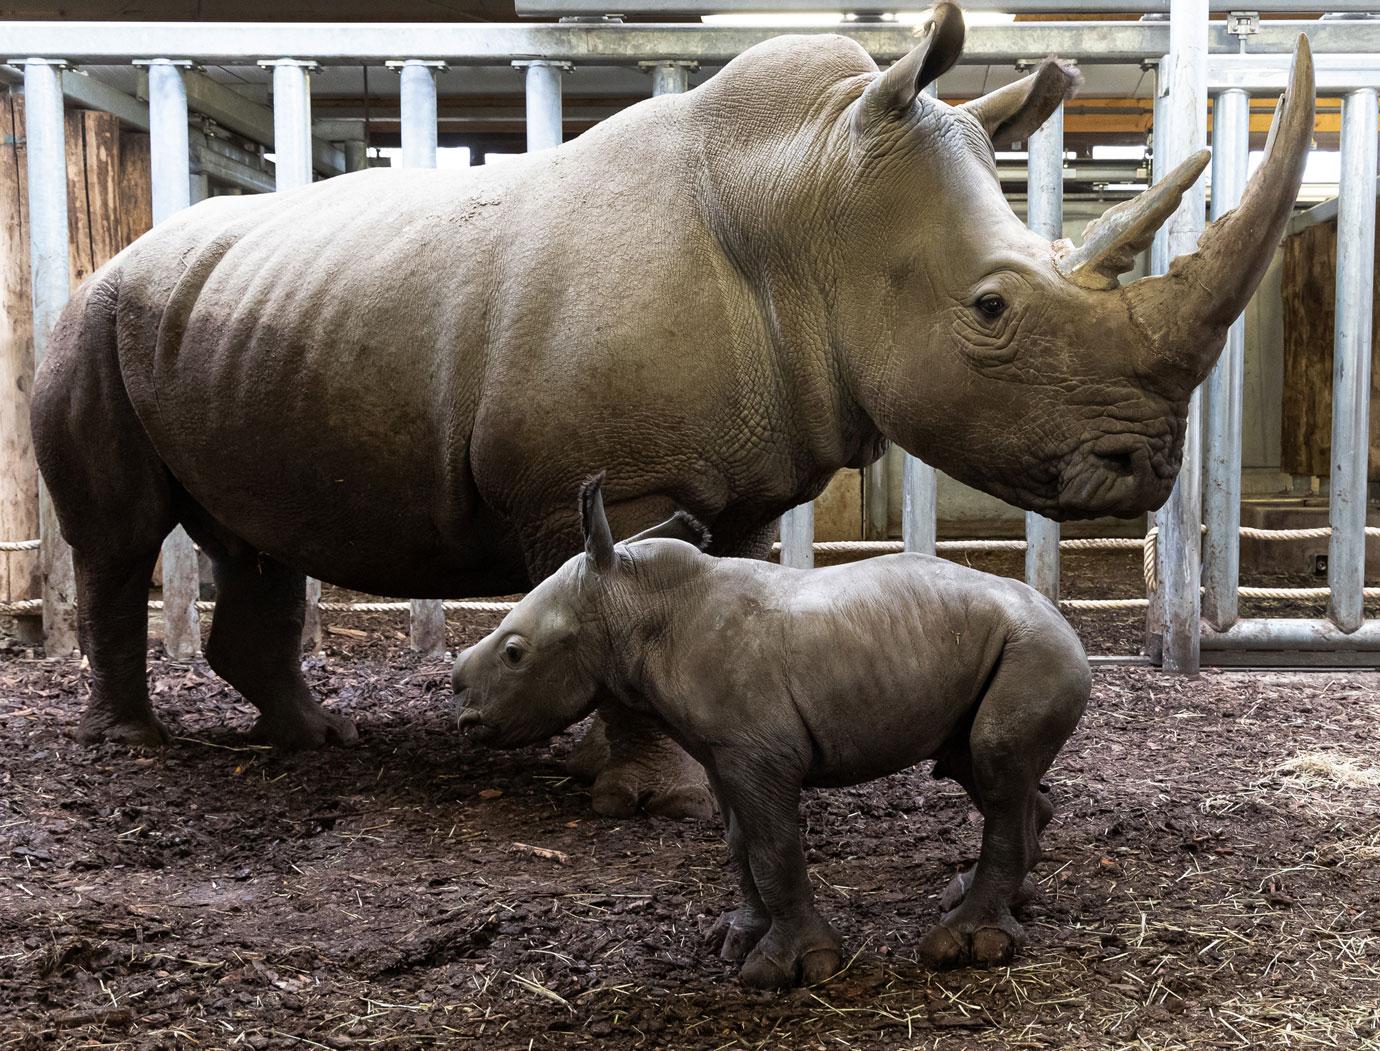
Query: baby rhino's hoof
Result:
<box><xmin>919</xmin><ymin>913</ymin><xmax>1024</xmax><ymax>970</ymax></box>
<box><xmin>707</xmin><ymin>907</ymin><xmax>769</xmax><ymax>961</ymax></box>
<box><xmin>738</xmin><ymin>923</ymin><xmax>842</xmax><ymax>989</ymax></box>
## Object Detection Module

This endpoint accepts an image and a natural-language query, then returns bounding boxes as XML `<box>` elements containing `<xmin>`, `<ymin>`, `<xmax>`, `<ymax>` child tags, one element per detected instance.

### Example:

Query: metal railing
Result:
<box><xmin>0</xmin><ymin>7</ymin><xmax>1374</xmax><ymax>667</ymax></box>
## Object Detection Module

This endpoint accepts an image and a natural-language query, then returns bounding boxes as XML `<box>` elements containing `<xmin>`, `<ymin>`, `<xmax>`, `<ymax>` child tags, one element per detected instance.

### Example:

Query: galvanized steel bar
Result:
<box><xmin>395</xmin><ymin>59</ymin><xmax>448</xmax><ymax>654</ymax></box>
<box><xmin>1201</xmin><ymin>87</ymin><xmax>1249</xmax><ymax>632</ymax></box>
<box><xmin>779</xmin><ymin>503</ymin><xmax>814</xmax><ymax>570</ymax></box>
<box><xmin>21</xmin><ymin>59</ymin><xmax>78</xmax><ymax>656</ymax></box>
<box><xmin>1327</xmin><ymin>87</ymin><xmax>1378</xmax><ymax>634</ymax></box>
<box><xmin>1156</xmin><ymin>0</ymin><xmax>1208</xmax><ymax>675</ymax></box>
<box><xmin>1201</xmin><ymin>617</ymin><xmax>1380</xmax><ymax>651</ymax></box>
<box><xmin>396</xmin><ymin>60</ymin><xmax>441</xmax><ymax>169</ymax></box>
<box><xmin>865</xmin><ymin>455</ymin><xmax>889</xmax><ymax>541</ymax></box>
<box><xmin>3</xmin><ymin>21</ymin><xmax>1369</xmax><ymax>67</ymax></box>
<box><xmin>1024</xmin><ymin>103</ymin><xmax>1063</xmax><ymax>602</ymax></box>
<box><xmin>146</xmin><ymin>58</ymin><xmax>202</xmax><ymax>660</ymax></box>
<box><xmin>264</xmin><ymin>59</ymin><xmax>316</xmax><ymax>190</ymax></box>
<box><xmin>902</xmin><ymin>455</ymin><xmax>937</xmax><ymax>557</ymax></box>
<box><xmin>647</xmin><ymin>60</ymin><xmax>692</xmax><ymax>96</ymax></box>
<box><xmin>519</xmin><ymin>61</ymin><xmax>568</xmax><ymax>153</ymax></box>
<box><xmin>520</xmin><ymin>0</ymin><xmax>1380</xmax><ymax>14</ymax></box>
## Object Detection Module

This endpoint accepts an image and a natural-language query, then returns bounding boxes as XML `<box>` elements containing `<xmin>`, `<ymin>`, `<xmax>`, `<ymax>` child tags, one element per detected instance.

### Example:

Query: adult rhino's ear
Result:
<box><xmin>959</xmin><ymin>57</ymin><xmax>1082</xmax><ymax>148</ymax></box>
<box><xmin>859</xmin><ymin>2</ymin><xmax>964</xmax><ymax>123</ymax></box>
<box><xmin>579</xmin><ymin>472</ymin><xmax>617</xmax><ymax>574</ymax></box>
<box><xmin>626</xmin><ymin>510</ymin><xmax>713</xmax><ymax>552</ymax></box>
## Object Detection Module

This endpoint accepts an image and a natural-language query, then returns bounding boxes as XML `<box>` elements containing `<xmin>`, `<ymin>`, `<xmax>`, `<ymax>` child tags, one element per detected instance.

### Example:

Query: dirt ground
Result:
<box><xmin>2</xmin><ymin>551</ymin><xmax>1379</xmax><ymax>1050</ymax></box>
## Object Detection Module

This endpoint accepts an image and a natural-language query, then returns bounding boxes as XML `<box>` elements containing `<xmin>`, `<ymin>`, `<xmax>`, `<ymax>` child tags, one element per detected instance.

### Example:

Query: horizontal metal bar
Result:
<box><xmin>520</xmin><ymin>0</ymin><xmax>1380</xmax><ymax>12</ymax></box>
<box><xmin>1208</xmin><ymin>53</ymin><xmax>1380</xmax><ymax>92</ymax></box>
<box><xmin>183</xmin><ymin>69</ymin><xmax>343</xmax><ymax>175</ymax></box>
<box><xmin>1201</xmin><ymin>618</ymin><xmax>1380</xmax><ymax>651</ymax></box>
<box><xmin>191</xmin><ymin>137</ymin><xmax>276</xmax><ymax>192</ymax></box>
<box><xmin>1287</xmin><ymin>175</ymin><xmax>1380</xmax><ymax>236</ymax></box>
<box><xmin>2</xmin><ymin>20</ymin><xmax>1371</xmax><ymax>66</ymax></box>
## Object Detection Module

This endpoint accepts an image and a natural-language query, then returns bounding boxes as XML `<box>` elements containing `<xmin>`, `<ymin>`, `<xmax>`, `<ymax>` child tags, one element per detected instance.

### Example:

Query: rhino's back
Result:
<box><xmin>106</xmin><ymin>101</ymin><xmax>741</xmax><ymax>592</ymax></box>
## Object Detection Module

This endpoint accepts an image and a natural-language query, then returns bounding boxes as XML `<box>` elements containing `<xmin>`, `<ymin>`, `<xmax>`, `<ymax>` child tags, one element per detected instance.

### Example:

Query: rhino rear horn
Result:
<box><xmin>627</xmin><ymin>510</ymin><xmax>713</xmax><ymax>551</ymax></box>
<box><xmin>859</xmin><ymin>2</ymin><xmax>964</xmax><ymax>121</ymax></box>
<box><xmin>960</xmin><ymin>57</ymin><xmax>1083</xmax><ymax>148</ymax></box>
<box><xmin>579</xmin><ymin>472</ymin><xmax>617</xmax><ymax>573</ymax></box>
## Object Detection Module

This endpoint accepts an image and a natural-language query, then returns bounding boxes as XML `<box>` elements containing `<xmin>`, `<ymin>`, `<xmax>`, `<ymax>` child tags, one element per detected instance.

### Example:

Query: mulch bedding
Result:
<box><xmin>1</xmin><ymin>553</ymin><xmax>1378</xmax><ymax>1050</ymax></box>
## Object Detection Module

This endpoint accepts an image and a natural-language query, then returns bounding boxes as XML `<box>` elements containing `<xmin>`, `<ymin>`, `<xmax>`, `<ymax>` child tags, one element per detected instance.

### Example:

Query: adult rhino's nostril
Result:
<box><xmin>1098</xmin><ymin>450</ymin><xmax>1136</xmax><ymax>478</ymax></box>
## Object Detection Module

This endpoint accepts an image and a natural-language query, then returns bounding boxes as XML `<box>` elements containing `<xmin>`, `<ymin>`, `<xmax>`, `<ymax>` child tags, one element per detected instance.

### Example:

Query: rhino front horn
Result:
<box><xmin>1127</xmin><ymin>35</ymin><xmax>1315</xmax><ymax>386</ymax></box>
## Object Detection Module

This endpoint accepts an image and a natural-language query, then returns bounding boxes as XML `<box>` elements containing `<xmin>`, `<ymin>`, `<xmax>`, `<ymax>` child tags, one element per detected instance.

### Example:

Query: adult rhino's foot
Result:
<box><xmin>939</xmin><ymin>868</ymin><xmax>1039</xmax><ymax>912</ymax></box>
<box><xmin>248</xmin><ymin>698</ymin><xmax>358</xmax><ymax>750</ymax></box>
<box><xmin>584</xmin><ymin>708</ymin><xmax>715</xmax><ymax>820</ymax></box>
<box><xmin>76</xmin><ymin>708</ymin><xmax>171</xmax><ymax>748</ymax></box>
<box><xmin>919</xmin><ymin>907</ymin><xmax>1024</xmax><ymax>970</ymax></box>
<box><xmin>739</xmin><ymin>919</ymin><xmax>842</xmax><ymax>989</ymax></box>
<box><xmin>706</xmin><ymin>906</ymin><xmax>770</xmax><ymax>961</ymax></box>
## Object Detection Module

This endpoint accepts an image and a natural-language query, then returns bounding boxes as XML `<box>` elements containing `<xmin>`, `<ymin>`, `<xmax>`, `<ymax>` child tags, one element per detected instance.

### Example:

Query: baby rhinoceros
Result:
<box><xmin>452</xmin><ymin>474</ymin><xmax>1090</xmax><ymax>988</ymax></box>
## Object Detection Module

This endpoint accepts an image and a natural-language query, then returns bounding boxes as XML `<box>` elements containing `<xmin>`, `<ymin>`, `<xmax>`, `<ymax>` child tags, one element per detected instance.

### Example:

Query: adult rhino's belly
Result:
<box><xmin>116</xmin><ymin>190</ymin><xmax>513</xmax><ymax>595</ymax></box>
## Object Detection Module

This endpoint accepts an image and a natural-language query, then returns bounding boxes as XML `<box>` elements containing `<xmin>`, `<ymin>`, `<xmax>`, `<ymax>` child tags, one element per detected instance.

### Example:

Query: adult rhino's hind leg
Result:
<box><xmin>72</xmin><ymin>547</ymin><xmax>171</xmax><ymax>746</ymax></box>
<box><xmin>203</xmin><ymin>553</ymin><xmax>357</xmax><ymax>749</ymax></box>
<box><xmin>30</xmin><ymin>272</ymin><xmax>176</xmax><ymax>747</ymax></box>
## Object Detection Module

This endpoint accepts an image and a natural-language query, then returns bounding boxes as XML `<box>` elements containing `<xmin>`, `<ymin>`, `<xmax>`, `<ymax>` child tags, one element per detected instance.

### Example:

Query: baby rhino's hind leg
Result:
<box><xmin>920</xmin><ymin>639</ymin><xmax>1088</xmax><ymax>970</ymax></box>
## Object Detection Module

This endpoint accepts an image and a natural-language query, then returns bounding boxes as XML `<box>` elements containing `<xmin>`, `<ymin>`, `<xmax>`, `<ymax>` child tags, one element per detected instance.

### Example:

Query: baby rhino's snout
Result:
<box><xmin>451</xmin><ymin>645</ymin><xmax>489</xmax><ymax>740</ymax></box>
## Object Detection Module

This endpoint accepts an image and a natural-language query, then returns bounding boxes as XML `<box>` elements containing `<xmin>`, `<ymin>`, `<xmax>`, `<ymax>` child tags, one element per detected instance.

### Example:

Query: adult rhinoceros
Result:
<box><xmin>33</xmin><ymin>4</ymin><xmax>1313</xmax><ymax>818</ymax></box>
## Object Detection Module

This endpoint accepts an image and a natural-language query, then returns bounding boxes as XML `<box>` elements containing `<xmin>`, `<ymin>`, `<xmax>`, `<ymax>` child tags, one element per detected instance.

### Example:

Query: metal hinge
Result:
<box><xmin>1227</xmin><ymin>11</ymin><xmax>1260</xmax><ymax>36</ymax></box>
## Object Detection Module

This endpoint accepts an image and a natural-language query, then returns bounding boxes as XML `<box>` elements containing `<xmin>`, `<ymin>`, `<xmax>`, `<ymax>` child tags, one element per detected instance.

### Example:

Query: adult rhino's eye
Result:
<box><xmin>975</xmin><ymin>294</ymin><xmax>1007</xmax><ymax>321</ymax></box>
<box><xmin>501</xmin><ymin>638</ymin><xmax>528</xmax><ymax>668</ymax></box>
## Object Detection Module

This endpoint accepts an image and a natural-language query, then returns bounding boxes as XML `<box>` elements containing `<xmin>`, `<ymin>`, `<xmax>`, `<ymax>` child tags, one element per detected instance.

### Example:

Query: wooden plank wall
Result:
<box><xmin>1280</xmin><ymin>216</ymin><xmax>1380</xmax><ymax>483</ymax></box>
<box><xmin>0</xmin><ymin>99</ymin><xmax>152</xmax><ymax>607</ymax></box>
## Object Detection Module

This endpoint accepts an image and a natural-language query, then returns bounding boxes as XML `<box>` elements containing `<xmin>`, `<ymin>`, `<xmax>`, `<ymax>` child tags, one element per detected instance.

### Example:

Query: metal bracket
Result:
<box><xmin>512</xmin><ymin>60</ymin><xmax>575</xmax><ymax>71</ymax></box>
<box><xmin>256</xmin><ymin>58</ymin><xmax>321</xmax><ymax>71</ymax></box>
<box><xmin>637</xmin><ymin>59</ymin><xmax>699</xmax><ymax>73</ymax></box>
<box><xmin>1227</xmin><ymin>11</ymin><xmax>1260</xmax><ymax>37</ymax></box>
<box><xmin>557</xmin><ymin>15</ymin><xmax>623</xmax><ymax>22</ymax></box>
<box><xmin>385</xmin><ymin>59</ymin><xmax>449</xmax><ymax>72</ymax></box>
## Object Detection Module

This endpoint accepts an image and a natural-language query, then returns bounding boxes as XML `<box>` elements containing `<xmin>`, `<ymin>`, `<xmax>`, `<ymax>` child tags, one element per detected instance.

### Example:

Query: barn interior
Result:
<box><xmin>0</xmin><ymin>2</ymin><xmax>1377</xmax><ymax>1048</ymax></box>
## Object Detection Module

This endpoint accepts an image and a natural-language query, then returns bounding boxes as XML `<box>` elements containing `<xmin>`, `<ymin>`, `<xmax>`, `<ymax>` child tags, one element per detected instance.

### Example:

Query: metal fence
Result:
<box><xmin>0</xmin><ymin>4</ymin><xmax>1375</xmax><ymax>667</ymax></box>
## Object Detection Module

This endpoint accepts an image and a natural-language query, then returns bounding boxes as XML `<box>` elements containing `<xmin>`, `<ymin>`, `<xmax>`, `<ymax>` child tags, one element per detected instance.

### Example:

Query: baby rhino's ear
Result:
<box><xmin>627</xmin><ymin>510</ymin><xmax>712</xmax><ymax>552</ymax></box>
<box><xmin>579</xmin><ymin>472</ymin><xmax>617</xmax><ymax>573</ymax></box>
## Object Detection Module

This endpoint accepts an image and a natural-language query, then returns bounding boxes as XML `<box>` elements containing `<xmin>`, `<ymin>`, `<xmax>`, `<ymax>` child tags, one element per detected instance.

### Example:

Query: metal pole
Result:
<box><xmin>393</xmin><ymin>59</ymin><xmax>448</xmax><ymax>654</ymax></box>
<box><xmin>21</xmin><ymin>59</ymin><xmax>77</xmax><ymax>656</ymax></box>
<box><xmin>516</xmin><ymin>60</ymin><xmax>569</xmax><ymax>153</ymax></box>
<box><xmin>1201</xmin><ymin>87</ymin><xmax>1249</xmax><ymax>631</ymax></box>
<box><xmin>1156</xmin><ymin>0</ymin><xmax>1208</xmax><ymax>674</ymax></box>
<box><xmin>1024</xmin><ymin>102</ymin><xmax>1064</xmax><ymax>601</ymax></box>
<box><xmin>865</xmin><ymin>454</ymin><xmax>890</xmax><ymax>540</ymax></box>
<box><xmin>902</xmin><ymin>455</ymin><xmax>937</xmax><ymax>556</ymax></box>
<box><xmin>779</xmin><ymin>502</ymin><xmax>814</xmax><ymax>569</ymax></box>
<box><xmin>646</xmin><ymin>60</ymin><xmax>692</xmax><ymax>96</ymax></box>
<box><xmin>1328</xmin><ymin>87</ymin><xmax>1378</xmax><ymax>634</ymax></box>
<box><xmin>394</xmin><ymin>60</ymin><xmax>442</xmax><ymax>169</ymax></box>
<box><xmin>900</xmin><ymin>79</ymin><xmax>942</xmax><ymax>561</ymax></box>
<box><xmin>145</xmin><ymin>58</ymin><xmax>202</xmax><ymax>660</ymax></box>
<box><xmin>262</xmin><ymin>59</ymin><xmax>320</xmax><ymax>649</ymax></box>
<box><xmin>261</xmin><ymin>59</ymin><xmax>315</xmax><ymax>190</ymax></box>
<box><xmin>1144</xmin><ymin>60</ymin><xmax>1168</xmax><ymax>661</ymax></box>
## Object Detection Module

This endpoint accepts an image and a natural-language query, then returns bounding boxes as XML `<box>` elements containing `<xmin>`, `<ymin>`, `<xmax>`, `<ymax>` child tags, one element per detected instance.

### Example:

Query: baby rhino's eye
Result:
<box><xmin>501</xmin><ymin>637</ymin><xmax>528</xmax><ymax>668</ymax></box>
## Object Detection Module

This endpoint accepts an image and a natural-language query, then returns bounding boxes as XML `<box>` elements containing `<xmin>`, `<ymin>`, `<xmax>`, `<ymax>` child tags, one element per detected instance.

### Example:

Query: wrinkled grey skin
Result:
<box><xmin>31</xmin><ymin>2</ymin><xmax>1311</xmax><ymax>818</ymax></box>
<box><xmin>454</xmin><ymin>476</ymin><xmax>1091</xmax><ymax>987</ymax></box>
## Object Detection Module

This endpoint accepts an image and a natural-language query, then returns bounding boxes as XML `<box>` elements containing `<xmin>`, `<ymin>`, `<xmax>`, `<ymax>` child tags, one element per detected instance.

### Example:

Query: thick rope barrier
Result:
<box><xmin>3</xmin><ymin>525</ymin><xmax>1377</xmax><ymax>620</ymax></box>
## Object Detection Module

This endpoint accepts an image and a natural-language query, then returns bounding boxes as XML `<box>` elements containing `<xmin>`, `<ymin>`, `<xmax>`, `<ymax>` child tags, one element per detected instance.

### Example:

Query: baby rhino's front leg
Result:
<box><xmin>706</xmin><ymin>750</ymin><xmax>841</xmax><ymax>989</ymax></box>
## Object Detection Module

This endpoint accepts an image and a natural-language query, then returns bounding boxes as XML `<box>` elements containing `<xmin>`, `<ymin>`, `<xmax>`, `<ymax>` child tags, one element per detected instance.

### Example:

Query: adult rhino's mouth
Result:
<box><xmin>1055</xmin><ymin>433</ymin><xmax>1176</xmax><ymax>520</ymax></box>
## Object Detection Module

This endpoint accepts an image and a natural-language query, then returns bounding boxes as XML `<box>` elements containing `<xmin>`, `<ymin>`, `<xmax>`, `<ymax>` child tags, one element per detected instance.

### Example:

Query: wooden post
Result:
<box><xmin>0</xmin><ymin>95</ymin><xmax>41</xmax><ymax>639</ymax></box>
